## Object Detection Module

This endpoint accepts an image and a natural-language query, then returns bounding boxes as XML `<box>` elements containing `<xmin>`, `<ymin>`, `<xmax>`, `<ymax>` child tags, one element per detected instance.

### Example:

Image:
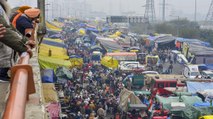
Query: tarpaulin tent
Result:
<box><xmin>46</xmin><ymin>29</ymin><xmax>60</xmax><ymax>36</ymax></box>
<box><xmin>176</xmin><ymin>38</ymin><xmax>211</xmax><ymax>47</ymax></box>
<box><xmin>39</xmin><ymin>44</ymin><xmax>69</xmax><ymax>60</ymax></box>
<box><xmin>86</xmin><ymin>27</ymin><xmax>99</xmax><ymax>33</ymax></box>
<box><xmin>154</xmin><ymin>36</ymin><xmax>176</xmax><ymax>49</ymax></box>
<box><xmin>43</xmin><ymin>38</ymin><xmax>63</xmax><ymax>43</ymax></box>
<box><xmin>186</xmin><ymin>82</ymin><xmax>213</xmax><ymax>94</ymax></box>
<box><xmin>42</xmin><ymin>83</ymin><xmax>58</xmax><ymax>103</ymax></box>
<box><xmin>119</xmin><ymin>88</ymin><xmax>144</xmax><ymax>112</ymax></box>
<box><xmin>105</xmin><ymin>52</ymin><xmax>137</xmax><ymax>61</ymax></box>
<box><xmin>46</xmin><ymin>21</ymin><xmax>62</xmax><ymax>32</ymax></box>
<box><xmin>39</xmin><ymin>37</ymin><xmax>72</xmax><ymax>71</ymax></box>
<box><xmin>39</xmin><ymin>55</ymin><xmax>71</xmax><ymax>71</ymax></box>
<box><xmin>78</xmin><ymin>28</ymin><xmax>86</xmax><ymax>35</ymax></box>
<box><xmin>182</xmin><ymin>43</ymin><xmax>213</xmax><ymax>64</ymax></box>
<box><xmin>51</xmin><ymin>21</ymin><xmax>64</xmax><ymax>28</ymax></box>
<box><xmin>156</xmin><ymin>95</ymin><xmax>202</xmax><ymax>110</ymax></box>
<box><xmin>42</xmin><ymin>40</ymin><xmax>67</xmax><ymax>48</ymax></box>
<box><xmin>193</xmin><ymin>102</ymin><xmax>211</xmax><ymax>107</ymax></box>
<box><xmin>170</xmin><ymin>106</ymin><xmax>213</xmax><ymax>119</ymax></box>
<box><xmin>49</xmin><ymin>34</ymin><xmax>62</xmax><ymax>39</ymax></box>
<box><xmin>70</xmin><ymin>58</ymin><xmax>83</xmax><ymax>69</ymax></box>
<box><xmin>55</xmin><ymin>67</ymin><xmax>73</xmax><ymax>80</ymax></box>
<box><xmin>101</xmin><ymin>56</ymin><xmax>118</xmax><ymax>69</ymax></box>
<box><xmin>199</xmin><ymin>64</ymin><xmax>213</xmax><ymax>70</ymax></box>
<box><xmin>97</xmin><ymin>37</ymin><xmax>123</xmax><ymax>51</ymax></box>
<box><xmin>90</xmin><ymin>45</ymin><xmax>104</xmax><ymax>53</ymax></box>
<box><xmin>199</xmin><ymin>115</ymin><xmax>213</xmax><ymax>119</ymax></box>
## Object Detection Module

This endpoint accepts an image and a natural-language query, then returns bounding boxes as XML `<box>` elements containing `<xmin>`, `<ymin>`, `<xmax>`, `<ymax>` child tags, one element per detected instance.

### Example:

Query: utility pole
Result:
<box><xmin>194</xmin><ymin>0</ymin><xmax>197</xmax><ymax>21</ymax></box>
<box><xmin>162</xmin><ymin>0</ymin><xmax>165</xmax><ymax>21</ymax></box>
<box><xmin>37</xmin><ymin>0</ymin><xmax>46</xmax><ymax>42</ymax></box>
<box><xmin>144</xmin><ymin>0</ymin><xmax>156</xmax><ymax>23</ymax></box>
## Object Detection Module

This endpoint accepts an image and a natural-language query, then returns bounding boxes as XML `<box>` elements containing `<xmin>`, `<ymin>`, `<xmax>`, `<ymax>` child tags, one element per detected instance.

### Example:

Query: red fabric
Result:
<box><xmin>152</xmin><ymin>116</ymin><xmax>167</xmax><ymax>119</ymax></box>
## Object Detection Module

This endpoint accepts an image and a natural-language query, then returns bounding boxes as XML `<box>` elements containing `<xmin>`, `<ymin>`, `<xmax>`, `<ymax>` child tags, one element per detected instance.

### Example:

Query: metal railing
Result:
<box><xmin>2</xmin><ymin>52</ymin><xmax>35</xmax><ymax>119</ymax></box>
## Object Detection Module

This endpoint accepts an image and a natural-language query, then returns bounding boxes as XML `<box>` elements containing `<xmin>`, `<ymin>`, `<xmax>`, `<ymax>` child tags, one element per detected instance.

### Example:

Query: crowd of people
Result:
<box><xmin>53</xmin><ymin>23</ymin><xmax>152</xmax><ymax>119</ymax></box>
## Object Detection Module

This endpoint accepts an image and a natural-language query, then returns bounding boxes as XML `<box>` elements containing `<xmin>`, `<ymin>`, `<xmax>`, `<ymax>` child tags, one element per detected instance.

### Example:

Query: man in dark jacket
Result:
<box><xmin>0</xmin><ymin>0</ymin><xmax>34</xmax><ymax>82</ymax></box>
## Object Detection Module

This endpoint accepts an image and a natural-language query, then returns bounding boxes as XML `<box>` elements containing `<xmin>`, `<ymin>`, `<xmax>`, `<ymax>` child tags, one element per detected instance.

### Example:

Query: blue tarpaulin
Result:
<box><xmin>187</xmin><ymin>82</ymin><xmax>213</xmax><ymax>93</ymax></box>
<box><xmin>86</xmin><ymin>27</ymin><xmax>99</xmax><ymax>33</ymax></box>
<box><xmin>41</xmin><ymin>69</ymin><xmax>56</xmax><ymax>83</ymax></box>
<box><xmin>193</xmin><ymin>102</ymin><xmax>210</xmax><ymax>107</ymax></box>
<box><xmin>204</xmin><ymin>64</ymin><xmax>213</xmax><ymax>70</ymax></box>
<box><xmin>176</xmin><ymin>38</ymin><xmax>211</xmax><ymax>47</ymax></box>
<box><xmin>42</xmin><ymin>40</ymin><xmax>67</xmax><ymax>48</ymax></box>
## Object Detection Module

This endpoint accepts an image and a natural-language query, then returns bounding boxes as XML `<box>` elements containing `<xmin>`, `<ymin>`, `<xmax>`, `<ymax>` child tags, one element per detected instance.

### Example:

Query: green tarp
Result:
<box><xmin>156</xmin><ymin>95</ymin><xmax>202</xmax><ymax>110</ymax></box>
<box><xmin>171</xmin><ymin>106</ymin><xmax>213</xmax><ymax>119</ymax></box>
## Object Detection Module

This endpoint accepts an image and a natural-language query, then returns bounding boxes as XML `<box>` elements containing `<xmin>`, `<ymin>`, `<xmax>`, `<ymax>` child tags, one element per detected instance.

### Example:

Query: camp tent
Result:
<box><xmin>90</xmin><ymin>45</ymin><xmax>104</xmax><ymax>53</ymax></box>
<box><xmin>105</xmin><ymin>52</ymin><xmax>137</xmax><ymax>61</ymax></box>
<box><xmin>39</xmin><ymin>44</ymin><xmax>69</xmax><ymax>59</ymax></box>
<box><xmin>154</xmin><ymin>36</ymin><xmax>176</xmax><ymax>49</ymax></box>
<box><xmin>176</xmin><ymin>38</ymin><xmax>211</xmax><ymax>47</ymax></box>
<box><xmin>42</xmin><ymin>39</ymin><xmax>66</xmax><ymax>48</ymax></box>
<box><xmin>156</xmin><ymin>95</ymin><xmax>202</xmax><ymax>110</ymax></box>
<box><xmin>100</xmin><ymin>56</ymin><xmax>118</xmax><ymax>69</ymax></box>
<box><xmin>186</xmin><ymin>82</ymin><xmax>213</xmax><ymax>94</ymax></box>
<box><xmin>96</xmin><ymin>37</ymin><xmax>123</xmax><ymax>51</ymax></box>
<box><xmin>39</xmin><ymin>38</ymin><xmax>71</xmax><ymax>70</ymax></box>
<box><xmin>39</xmin><ymin>55</ymin><xmax>71</xmax><ymax>71</ymax></box>
<box><xmin>119</xmin><ymin>88</ymin><xmax>144</xmax><ymax>112</ymax></box>
<box><xmin>46</xmin><ymin>21</ymin><xmax>62</xmax><ymax>32</ymax></box>
<box><xmin>170</xmin><ymin>106</ymin><xmax>213</xmax><ymax>119</ymax></box>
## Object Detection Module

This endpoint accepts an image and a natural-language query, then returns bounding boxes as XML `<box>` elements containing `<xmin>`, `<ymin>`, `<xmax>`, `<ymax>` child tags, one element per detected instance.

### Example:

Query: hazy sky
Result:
<box><xmin>8</xmin><ymin>0</ymin><xmax>212</xmax><ymax>21</ymax></box>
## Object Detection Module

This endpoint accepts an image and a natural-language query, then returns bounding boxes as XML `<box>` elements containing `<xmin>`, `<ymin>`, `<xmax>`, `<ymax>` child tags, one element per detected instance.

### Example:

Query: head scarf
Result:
<box><xmin>24</xmin><ymin>8</ymin><xmax>40</xmax><ymax>18</ymax></box>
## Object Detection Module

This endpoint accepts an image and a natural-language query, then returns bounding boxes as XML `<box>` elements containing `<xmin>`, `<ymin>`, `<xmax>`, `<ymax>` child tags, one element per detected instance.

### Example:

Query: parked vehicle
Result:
<box><xmin>119</xmin><ymin>61</ymin><xmax>145</xmax><ymax>71</ymax></box>
<box><xmin>200</xmin><ymin>70</ymin><xmax>213</xmax><ymax>79</ymax></box>
<box><xmin>183</xmin><ymin>64</ymin><xmax>200</xmax><ymax>79</ymax></box>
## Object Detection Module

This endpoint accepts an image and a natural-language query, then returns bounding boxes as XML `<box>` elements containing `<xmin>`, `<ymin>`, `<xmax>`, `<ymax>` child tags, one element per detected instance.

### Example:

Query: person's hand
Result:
<box><xmin>0</xmin><ymin>24</ymin><xmax>6</xmax><ymax>38</ymax></box>
<box><xmin>25</xmin><ymin>40</ymin><xmax>36</xmax><ymax>48</ymax></box>
<box><xmin>26</xmin><ymin>47</ymin><xmax>33</xmax><ymax>58</ymax></box>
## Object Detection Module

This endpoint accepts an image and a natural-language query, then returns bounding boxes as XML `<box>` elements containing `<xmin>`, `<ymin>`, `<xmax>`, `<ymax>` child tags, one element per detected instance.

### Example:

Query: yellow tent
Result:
<box><xmin>70</xmin><ymin>58</ymin><xmax>83</xmax><ymax>68</ymax></box>
<box><xmin>78</xmin><ymin>29</ymin><xmax>86</xmax><ymax>36</ymax></box>
<box><xmin>108</xmin><ymin>31</ymin><xmax>122</xmax><ymax>38</ymax></box>
<box><xmin>39</xmin><ymin>37</ymin><xmax>72</xmax><ymax>70</ymax></box>
<box><xmin>39</xmin><ymin>55</ymin><xmax>71</xmax><ymax>71</ymax></box>
<box><xmin>51</xmin><ymin>21</ymin><xmax>64</xmax><ymax>28</ymax></box>
<box><xmin>100</xmin><ymin>56</ymin><xmax>118</xmax><ymax>69</ymax></box>
<box><xmin>46</xmin><ymin>21</ymin><xmax>62</xmax><ymax>32</ymax></box>
<box><xmin>199</xmin><ymin>115</ymin><xmax>213</xmax><ymax>119</ymax></box>
<box><xmin>39</xmin><ymin>44</ymin><xmax>69</xmax><ymax>60</ymax></box>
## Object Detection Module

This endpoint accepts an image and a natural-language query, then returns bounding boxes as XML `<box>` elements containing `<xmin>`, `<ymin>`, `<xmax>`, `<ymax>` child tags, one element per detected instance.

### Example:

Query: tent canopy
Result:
<box><xmin>119</xmin><ymin>88</ymin><xmax>144</xmax><ymax>112</ymax></box>
<box><xmin>100</xmin><ymin>56</ymin><xmax>118</xmax><ymax>69</ymax></box>
<box><xmin>186</xmin><ymin>82</ymin><xmax>213</xmax><ymax>94</ymax></box>
<box><xmin>156</xmin><ymin>95</ymin><xmax>202</xmax><ymax>110</ymax></box>
<box><xmin>97</xmin><ymin>37</ymin><xmax>123</xmax><ymax>51</ymax></box>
